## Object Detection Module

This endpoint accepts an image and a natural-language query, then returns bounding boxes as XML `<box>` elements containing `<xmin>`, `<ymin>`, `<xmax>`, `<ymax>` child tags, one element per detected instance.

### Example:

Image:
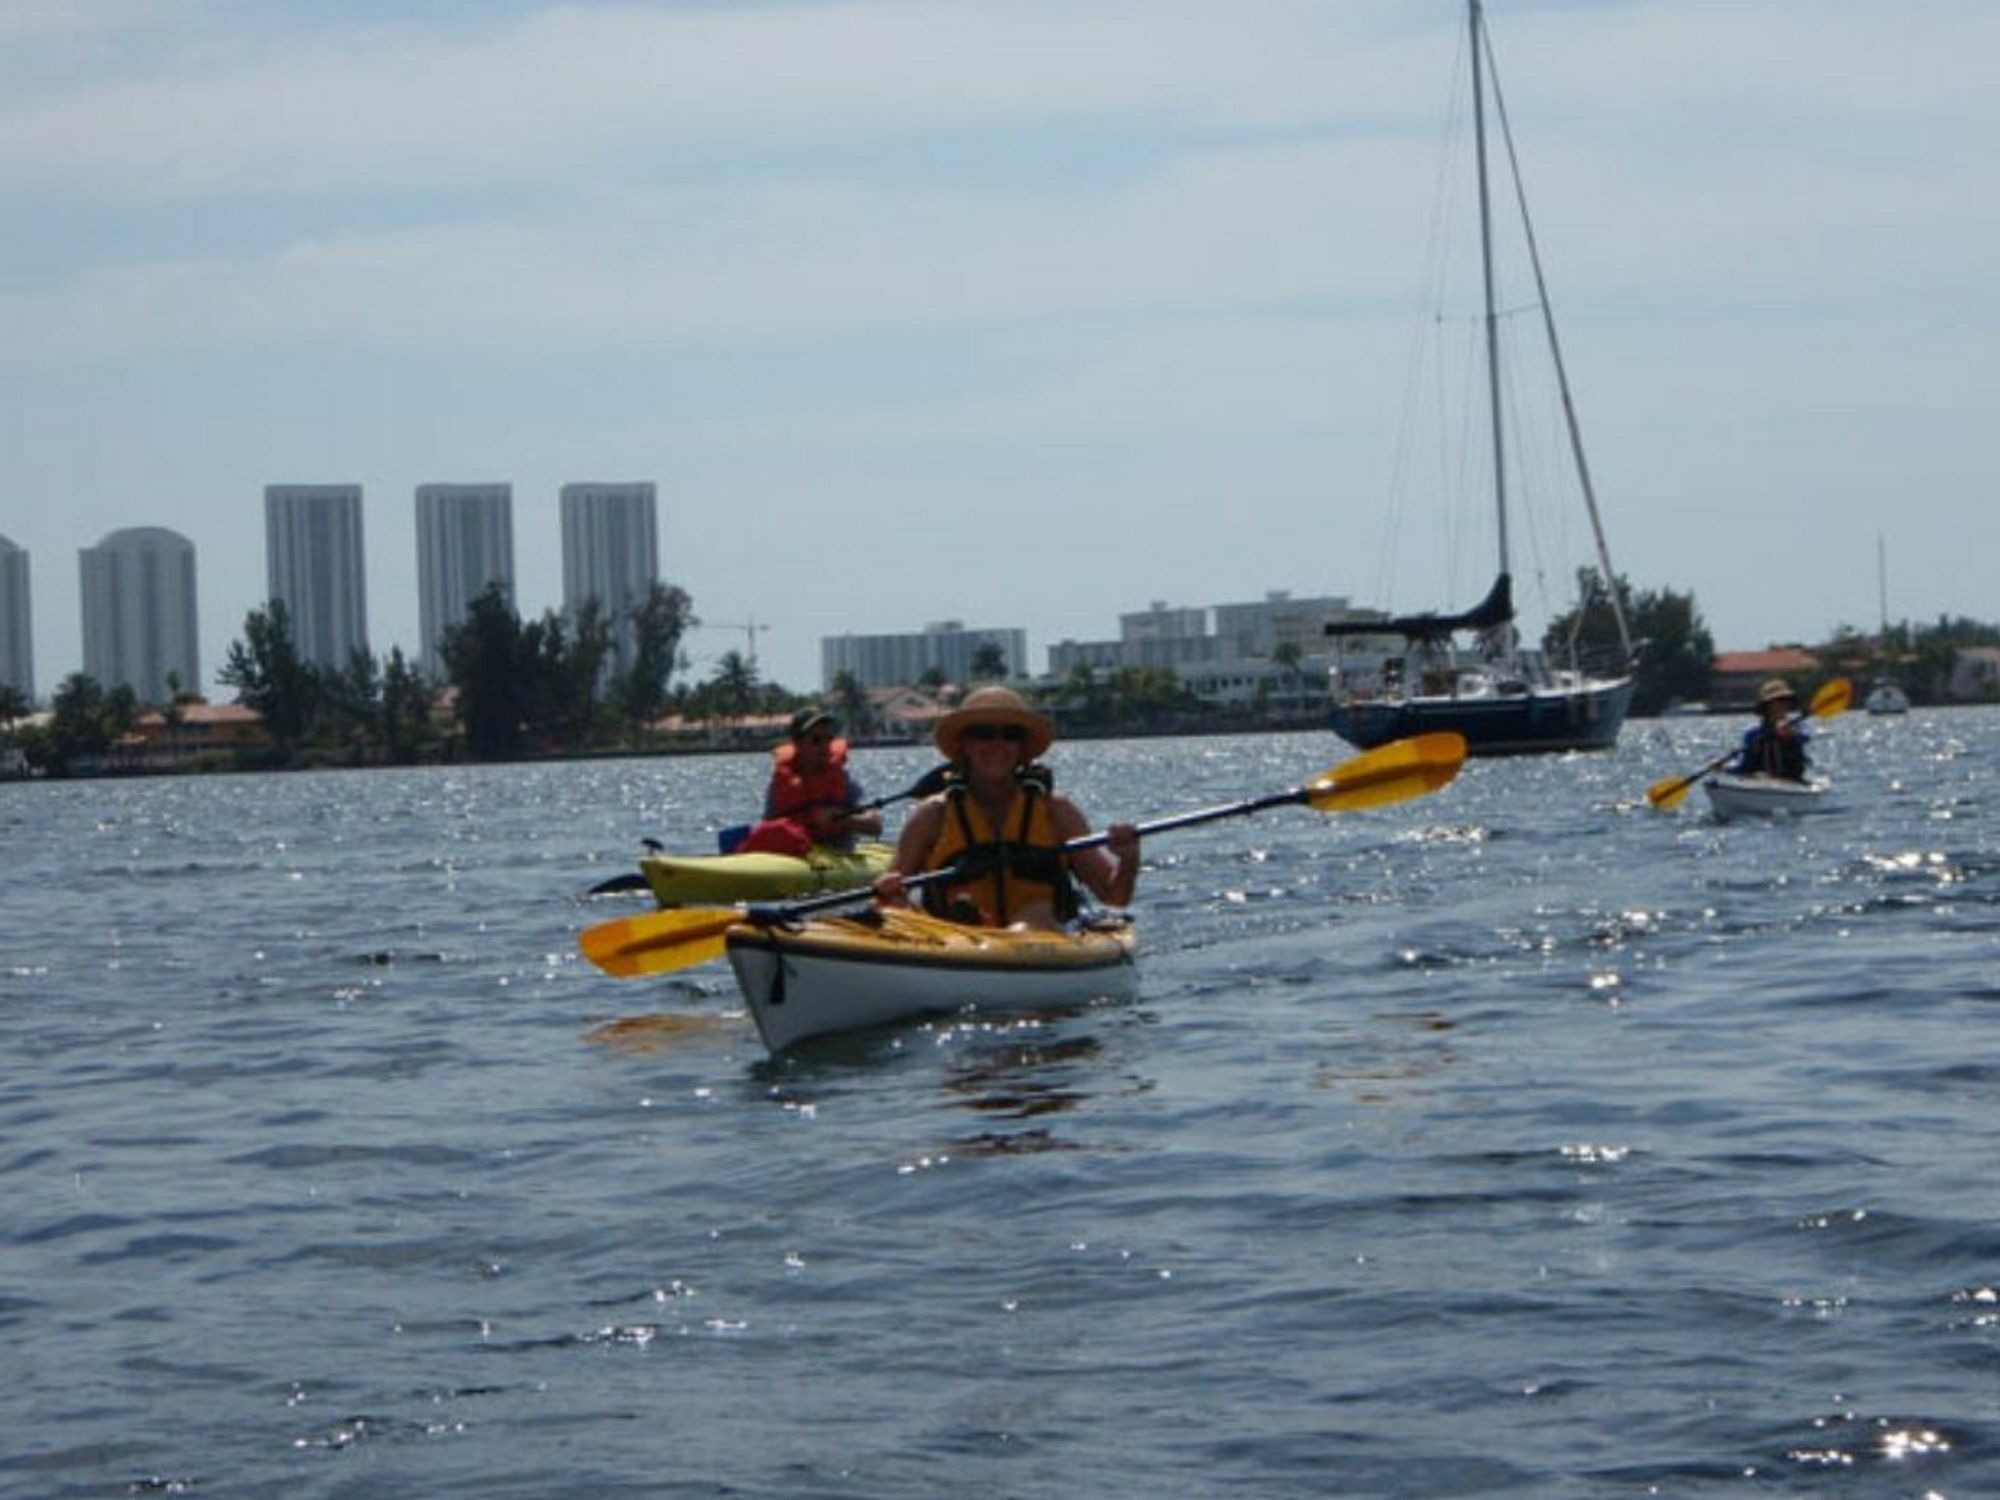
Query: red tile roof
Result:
<box><xmin>1712</xmin><ymin>648</ymin><xmax>1820</xmax><ymax>675</ymax></box>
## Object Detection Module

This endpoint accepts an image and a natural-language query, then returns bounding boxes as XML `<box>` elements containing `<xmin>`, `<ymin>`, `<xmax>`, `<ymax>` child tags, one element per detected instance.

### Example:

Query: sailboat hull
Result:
<box><xmin>1330</xmin><ymin>676</ymin><xmax>1634</xmax><ymax>756</ymax></box>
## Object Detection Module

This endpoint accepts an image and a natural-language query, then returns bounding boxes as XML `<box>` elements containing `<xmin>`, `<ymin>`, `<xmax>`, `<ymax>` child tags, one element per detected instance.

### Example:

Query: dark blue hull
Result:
<box><xmin>1330</xmin><ymin>677</ymin><xmax>1634</xmax><ymax>757</ymax></box>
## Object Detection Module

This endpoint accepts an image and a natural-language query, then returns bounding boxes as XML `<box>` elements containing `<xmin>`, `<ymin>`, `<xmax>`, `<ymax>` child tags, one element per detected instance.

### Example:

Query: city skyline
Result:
<box><xmin>0</xmin><ymin>489</ymin><xmax>1977</xmax><ymax>709</ymax></box>
<box><xmin>4</xmin><ymin>489</ymin><xmax>1376</xmax><ymax>707</ymax></box>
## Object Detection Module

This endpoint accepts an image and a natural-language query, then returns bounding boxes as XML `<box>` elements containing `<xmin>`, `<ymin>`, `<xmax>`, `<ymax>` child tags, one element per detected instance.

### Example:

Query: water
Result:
<box><xmin>2</xmin><ymin>710</ymin><xmax>1995</xmax><ymax>1498</ymax></box>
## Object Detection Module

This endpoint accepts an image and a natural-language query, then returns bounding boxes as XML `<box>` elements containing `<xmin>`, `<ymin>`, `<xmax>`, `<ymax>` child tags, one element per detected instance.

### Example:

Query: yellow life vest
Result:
<box><xmin>922</xmin><ymin>778</ymin><xmax>1077</xmax><ymax>926</ymax></box>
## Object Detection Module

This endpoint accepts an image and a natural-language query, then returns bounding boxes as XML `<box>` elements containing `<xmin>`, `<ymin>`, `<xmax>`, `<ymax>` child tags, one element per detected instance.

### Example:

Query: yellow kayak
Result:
<box><xmin>725</xmin><ymin>906</ymin><xmax>1138</xmax><ymax>1052</ymax></box>
<box><xmin>639</xmin><ymin>842</ymin><xmax>892</xmax><ymax>907</ymax></box>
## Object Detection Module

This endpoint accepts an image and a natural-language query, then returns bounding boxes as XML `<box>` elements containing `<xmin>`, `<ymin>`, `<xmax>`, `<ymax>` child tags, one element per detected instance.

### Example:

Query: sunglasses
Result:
<box><xmin>962</xmin><ymin>724</ymin><xmax>1025</xmax><ymax>744</ymax></box>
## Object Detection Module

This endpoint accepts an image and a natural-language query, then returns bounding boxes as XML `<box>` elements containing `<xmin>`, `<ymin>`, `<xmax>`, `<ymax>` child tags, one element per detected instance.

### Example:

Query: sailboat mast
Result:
<box><xmin>1877</xmin><ymin>532</ymin><xmax>1888</xmax><ymax>637</ymax></box>
<box><xmin>1481</xmin><ymin>20</ymin><xmax>1635</xmax><ymax>663</ymax></box>
<box><xmin>1470</xmin><ymin>0</ymin><xmax>1509</xmax><ymax>577</ymax></box>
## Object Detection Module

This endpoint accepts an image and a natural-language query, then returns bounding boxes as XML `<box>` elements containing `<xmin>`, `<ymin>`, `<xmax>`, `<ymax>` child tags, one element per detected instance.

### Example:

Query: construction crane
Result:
<box><xmin>701</xmin><ymin>617</ymin><xmax>769</xmax><ymax>670</ymax></box>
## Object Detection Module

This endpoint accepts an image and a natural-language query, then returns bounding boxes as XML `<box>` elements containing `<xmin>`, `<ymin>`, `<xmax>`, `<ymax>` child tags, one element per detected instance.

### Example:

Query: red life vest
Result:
<box><xmin>737</xmin><ymin>739</ymin><xmax>853</xmax><ymax>856</ymax></box>
<box><xmin>767</xmin><ymin>738</ymin><xmax>852</xmax><ymax>821</ymax></box>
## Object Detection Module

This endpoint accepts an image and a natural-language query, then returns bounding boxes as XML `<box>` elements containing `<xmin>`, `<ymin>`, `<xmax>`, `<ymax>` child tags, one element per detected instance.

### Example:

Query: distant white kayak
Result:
<box><xmin>1704</xmin><ymin>773</ymin><xmax>1835</xmax><ymax>822</ymax></box>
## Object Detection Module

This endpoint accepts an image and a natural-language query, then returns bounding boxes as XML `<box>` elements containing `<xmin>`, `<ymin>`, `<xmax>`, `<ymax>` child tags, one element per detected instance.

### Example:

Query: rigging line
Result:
<box><xmin>1480</xmin><ymin>17</ymin><xmax>1634</xmax><ymax>664</ymax></box>
<box><xmin>1377</xmin><ymin>30</ymin><xmax>1475</xmax><ymax>615</ymax></box>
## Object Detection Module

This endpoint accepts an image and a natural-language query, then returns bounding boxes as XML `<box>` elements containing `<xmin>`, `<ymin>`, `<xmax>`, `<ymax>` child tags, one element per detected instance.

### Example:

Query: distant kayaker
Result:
<box><xmin>1732</xmin><ymin>679</ymin><xmax>1812</xmax><ymax>781</ymax></box>
<box><xmin>873</xmin><ymin>685</ymin><xmax>1139</xmax><ymax>929</ymax></box>
<box><xmin>736</xmin><ymin>707</ymin><xmax>883</xmax><ymax>855</ymax></box>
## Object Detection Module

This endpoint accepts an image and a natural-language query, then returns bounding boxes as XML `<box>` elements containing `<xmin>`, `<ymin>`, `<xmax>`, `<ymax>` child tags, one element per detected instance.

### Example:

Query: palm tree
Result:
<box><xmin>711</xmin><ymin>650</ymin><xmax>759</xmax><ymax>724</ymax></box>
<box><xmin>831</xmin><ymin>669</ymin><xmax>870</xmax><ymax>736</ymax></box>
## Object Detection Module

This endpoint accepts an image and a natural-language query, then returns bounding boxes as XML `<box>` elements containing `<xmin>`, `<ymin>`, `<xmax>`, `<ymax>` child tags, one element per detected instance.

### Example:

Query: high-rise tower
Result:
<box><xmin>0</xmin><ymin>533</ymin><xmax>32</xmax><ymax>702</ymax></box>
<box><xmin>79</xmin><ymin>526</ymin><xmax>200</xmax><ymax>704</ymax></box>
<box><xmin>416</xmin><ymin>483</ymin><xmax>515</xmax><ymax>679</ymax></box>
<box><xmin>264</xmin><ymin>485</ymin><xmax>368</xmax><ymax>670</ymax></box>
<box><xmin>560</xmin><ymin>482</ymin><xmax>658</xmax><ymax>668</ymax></box>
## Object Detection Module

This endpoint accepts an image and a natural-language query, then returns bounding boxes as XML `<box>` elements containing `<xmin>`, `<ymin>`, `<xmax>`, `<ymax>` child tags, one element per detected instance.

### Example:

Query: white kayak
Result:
<box><xmin>724</xmin><ymin>906</ymin><xmax>1138</xmax><ymax>1052</ymax></box>
<box><xmin>1704</xmin><ymin>773</ymin><xmax>1835</xmax><ymax>822</ymax></box>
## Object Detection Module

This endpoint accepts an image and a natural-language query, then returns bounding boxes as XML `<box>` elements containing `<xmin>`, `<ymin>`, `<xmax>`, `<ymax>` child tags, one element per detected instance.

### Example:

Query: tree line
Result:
<box><xmin>1545</xmin><ymin>569</ymin><xmax>2000</xmax><ymax>713</ymax></box>
<box><xmin>4</xmin><ymin>574</ymin><xmax>1996</xmax><ymax>776</ymax></box>
<box><xmin>5</xmin><ymin>580</ymin><xmax>767</xmax><ymax>773</ymax></box>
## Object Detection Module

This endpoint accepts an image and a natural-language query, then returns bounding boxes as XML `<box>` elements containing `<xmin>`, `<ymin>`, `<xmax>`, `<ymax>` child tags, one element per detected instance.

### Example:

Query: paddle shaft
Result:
<box><xmin>745</xmin><ymin>786</ymin><xmax>1310</xmax><ymax>923</ymax></box>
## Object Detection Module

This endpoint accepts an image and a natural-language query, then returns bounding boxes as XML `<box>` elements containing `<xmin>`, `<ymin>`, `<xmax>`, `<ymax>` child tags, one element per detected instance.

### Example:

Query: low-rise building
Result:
<box><xmin>1708</xmin><ymin>648</ymin><xmax>1821</xmax><ymax>711</ymax></box>
<box><xmin>1948</xmin><ymin>646</ymin><xmax>2000</xmax><ymax>702</ymax></box>
<box><xmin>133</xmin><ymin>702</ymin><xmax>271</xmax><ymax>766</ymax></box>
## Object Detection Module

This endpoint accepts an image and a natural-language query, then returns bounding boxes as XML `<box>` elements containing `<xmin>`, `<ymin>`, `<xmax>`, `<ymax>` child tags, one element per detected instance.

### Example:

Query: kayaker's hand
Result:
<box><xmin>873</xmin><ymin>871</ymin><xmax>908</xmax><ymax>906</ymax></box>
<box><xmin>1103</xmin><ymin>823</ymin><xmax>1140</xmax><ymax>906</ymax></box>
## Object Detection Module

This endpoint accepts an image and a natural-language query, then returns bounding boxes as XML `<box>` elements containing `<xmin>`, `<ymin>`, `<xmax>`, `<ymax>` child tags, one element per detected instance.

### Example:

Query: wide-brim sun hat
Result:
<box><xmin>934</xmin><ymin>685</ymin><xmax>1054</xmax><ymax>760</ymax></box>
<box><xmin>1757</xmin><ymin>678</ymin><xmax>1799</xmax><ymax>708</ymax></box>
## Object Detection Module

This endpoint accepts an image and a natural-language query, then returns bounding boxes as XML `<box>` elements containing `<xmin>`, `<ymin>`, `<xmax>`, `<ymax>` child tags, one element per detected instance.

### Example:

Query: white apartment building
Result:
<box><xmin>265</xmin><ymin>485</ymin><xmax>368</xmax><ymax>670</ymax></box>
<box><xmin>560</xmin><ymin>482</ymin><xmax>658</xmax><ymax>668</ymax></box>
<box><xmin>821</xmin><ymin>621</ymin><xmax>1028</xmax><ymax>691</ymax></box>
<box><xmin>1047</xmin><ymin>590</ymin><xmax>1375</xmax><ymax>712</ymax></box>
<box><xmin>79</xmin><ymin>526</ymin><xmax>201</xmax><ymax>705</ymax></box>
<box><xmin>0</xmin><ymin>533</ymin><xmax>31</xmax><ymax>702</ymax></box>
<box><xmin>416</xmin><ymin>483</ymin><xmax>515</xmax><ymax>679</ymax></box>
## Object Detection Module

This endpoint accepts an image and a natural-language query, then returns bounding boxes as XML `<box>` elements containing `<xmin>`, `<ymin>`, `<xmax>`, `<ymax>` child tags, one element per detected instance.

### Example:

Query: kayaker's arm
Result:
<box><xmin>827</xmin><ymin>771</ymin><xmax>884</xmax><ymax>839</ymax></box>
<box><xmin>1052</xmin><ymin>795</ymin><xmax>1139</xmax><ymax>908</ymax></box>
<box><xmin>873</xmin><ymin>798</ymin><xmax>947</xmax><ymax>906</ymax></box>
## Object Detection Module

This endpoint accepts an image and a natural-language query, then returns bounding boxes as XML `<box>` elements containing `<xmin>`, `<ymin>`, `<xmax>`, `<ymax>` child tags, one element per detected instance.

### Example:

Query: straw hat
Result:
<box><xmin>1757</xmin><ymin>678</ymin><xmax>1799</xmax><ymax>708</ymax></box>
<box><xmin>933</xmin><ymin>685</ymin><xmax>1054</xmax><ymax>760</ymax></box>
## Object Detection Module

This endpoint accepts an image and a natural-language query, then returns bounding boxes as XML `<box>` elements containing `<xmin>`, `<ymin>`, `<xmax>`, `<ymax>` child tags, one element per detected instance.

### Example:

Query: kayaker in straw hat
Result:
<box><xmin>1731</xmin><ymin>678</ymin><xmax>1812</xmax><ymax>781</ymax></box>
<box><xmin>873</xmin><ymin>685</ymin><xmax>1139</xmax><ymax>930</ymax></box>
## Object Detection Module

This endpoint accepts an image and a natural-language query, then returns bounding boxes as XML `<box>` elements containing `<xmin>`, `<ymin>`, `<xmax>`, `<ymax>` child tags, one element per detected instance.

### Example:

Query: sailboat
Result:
<box><xmin>1864</xmin><ymin>534</ymin><xmax>1911</xmax><ymax>715</ymax></box>
<box><xmin>1326</xmin><ymin>0</ymin><xmax>1637</xmax><ymax>756</ymax></box>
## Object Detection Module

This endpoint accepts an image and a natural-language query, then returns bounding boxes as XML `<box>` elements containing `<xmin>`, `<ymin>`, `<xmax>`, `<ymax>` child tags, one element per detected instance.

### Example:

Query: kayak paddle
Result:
<box><xmin>579</xmin><ymin>731</ymin><xmax>1469</xmax><ymax>979</ymax></box>
<box><xmin>1644</xmin><ymin>677</ymin><xmax>1852</xmax><ymax>811</ymax></box>
<box><xmin>582</xmin><ymin>764</ymin><xmax>954</xmax><ymax>896</ymax></box>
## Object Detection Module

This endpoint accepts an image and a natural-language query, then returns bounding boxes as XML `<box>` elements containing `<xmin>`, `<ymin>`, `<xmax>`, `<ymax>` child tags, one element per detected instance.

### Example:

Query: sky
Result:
<box><xmin>2</xmin><ymin>0</ymin><xmax>1994</xmax><ymax>699</ymax></box>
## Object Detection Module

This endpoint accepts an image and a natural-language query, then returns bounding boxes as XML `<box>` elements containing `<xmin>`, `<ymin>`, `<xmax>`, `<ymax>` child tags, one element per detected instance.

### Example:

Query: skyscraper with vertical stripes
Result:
<box><xmin>416</xmin><ymin>483</ymin><xmax>515</xmax><ymax>680</ymax></box>
<box><xmin>264</xmin><ymin>485</ymin><xmax>368</xmax><ymax>671</ymax></box>
<box><xmin>0</xmin><ymin>533</ymin><xmax>32</xmax><ymax>702</ymax></box>
<box><xmin>79</xmin><ymin>526</ymin><xmax>200</xmax><ymax>704</ymax></box>
<box><xmin>560</xmin><ymin>482</ymin><xmax>657</xmax><ymax>669</ymax></box>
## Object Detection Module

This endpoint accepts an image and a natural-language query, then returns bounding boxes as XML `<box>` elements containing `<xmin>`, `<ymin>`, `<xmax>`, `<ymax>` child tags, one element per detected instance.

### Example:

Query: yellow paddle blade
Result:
<box><xmin>1810</xmin><ymin>676</ymin><xmax>1854</xmax><ymax>718</ymax></box>
<box><xmin>1304</xmin><ymin>732</ymin><xmax>1468</xmax><ymax>811</ymax></box>
<box><xmin>578</xmin><ymin>907</ymin><xmax>741</xmax><ymax>978</ymax></box>
<box><xmin>1645</xmin><ymin>772</ymin><xmax>1702</xmax><ymax>811</ymax></box>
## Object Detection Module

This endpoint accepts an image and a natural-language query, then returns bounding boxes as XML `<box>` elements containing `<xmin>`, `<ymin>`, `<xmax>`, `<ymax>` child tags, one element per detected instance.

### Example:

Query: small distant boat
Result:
<box><xmin>1866</xmin><ymin>537</ymin><xmax>1910</xmax><ymax>715</ymax></box>
<box><xmin>1323</xmin><ymin>1</ymin><xmax>1636</xmax><ymax>757</ymax></box>
<box><xmin>725</xmin><ymin>906</ymin><xmax>1138</xmax><ymax>1052</ymax></box>
<box><xmin>1864</xmin><ymin>682</ymin><xmax>1910</xmax><ymax>716</ymax></box>
<box><xmin>1704</xmin><ymin>773</ymin><xmax>1835</xmax><ymax>822</ymax></box>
